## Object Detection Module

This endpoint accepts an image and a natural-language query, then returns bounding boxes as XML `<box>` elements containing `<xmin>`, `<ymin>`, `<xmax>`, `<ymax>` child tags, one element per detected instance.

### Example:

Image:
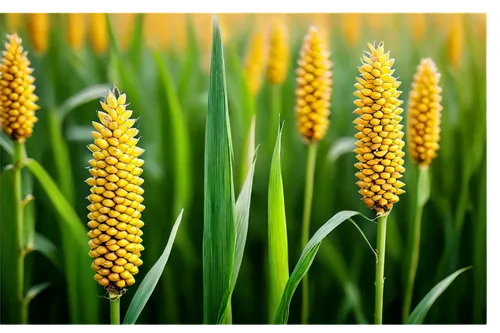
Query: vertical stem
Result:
<box><xmin>269</xmin><ymin>84</ymin><xmax>282</xmax><ymax>152</ymax></box>
<box><xmin>110</xmin><ymin>296</ymin><xmax>121</xmax><ymax>325</ymax></box>
<box><xmin>13</xmin><ymin>141</ymin><xmax>27</xmax><ymax>324</ymax></box>
<box><xmin>300</xmin><ymin>142</ymin><xmax>318</xmax><ymax>324</ymax></box>
<box><xmin>374</xmin><ymin>214</ymin><xmax>388</xmax><ymax>325</ymax></box>
<box><xmin>402</xmin><ymin>168</ymin><xmax>425</xmax><ymax>321</ymax></box>
<box><xmin>223</xmin><ymin>301</ymin><xmax>232</xmax><ymax>324</ymax></box>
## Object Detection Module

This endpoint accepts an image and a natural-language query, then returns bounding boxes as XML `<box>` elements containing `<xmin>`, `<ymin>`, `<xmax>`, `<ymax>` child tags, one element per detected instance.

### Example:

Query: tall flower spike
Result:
<box><xmin>86</xmin><ymin>88</ymin><xmax>145</xmax><ymax>292</ymax></box>
<box><xmin>448</xmin><ymin>14</ymin><xmax>463</xmax><ymax>68</ymax></box>
<box><xmin>244</xmin><ymin>30</ymin><xmax>266</xmax><ymax>95</ymax></box>
<box><xmin>295</xmin><ymin>26</ymin><xmax>333</xmax><ymax>143</ymax></box>
<box><xmin>67</xmin><ymin>14</ymin><xmax>86</xmax><ymax>51</ymax></box>
<box><xmin>0</xmin><ymin>34</ymin><xmax>40</xmax><ymax>142</ymax></box>
<box><xmin>90</xmin><ymin>13</ymin><xmax>109</xmax><ymax>55</ymax></box>
<box><xmin>267</xmin><ymin>21</ymin><xmax>289</xmax><ymax>85</ymax></box>
<box><xmin>408</xmin><ymin>58</ymin><xmax>442</xmax><ymax>168</ymax></box>
<box><xmin>28</xmin><ymin>13</ymin><xmax>49</xmax><ymax>54</ymax></box>
<box><xmin>353</xmin><ymin>42</ymin><xmax>406</xmax><ymax>216</ymax></box>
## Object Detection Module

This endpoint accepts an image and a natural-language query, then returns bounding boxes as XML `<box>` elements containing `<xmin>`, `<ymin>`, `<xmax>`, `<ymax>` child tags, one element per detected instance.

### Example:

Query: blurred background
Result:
<box><xmin>0</xmin><ymin>13</ymin><xmax>486</xmax><ymax>324</ymax></box>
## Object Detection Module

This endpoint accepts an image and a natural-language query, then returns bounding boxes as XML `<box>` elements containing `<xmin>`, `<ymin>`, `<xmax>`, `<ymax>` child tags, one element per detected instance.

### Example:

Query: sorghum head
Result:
<box><xmin>407</xmin><ymin>58</ymin><xmax>442</xmax><ymax>168</ymax></box>
<box><xmin>0</xmin><ymin>33</ymin><xmax>40</xmax><ymax>142</ymax></box>
<box><xmin>353</xmin><ymin>42</ymin><xmax>406</xmax><ymax>215</ymax></box>
<box><xmin>295</xmin><ymin>26</ymin><xmax>332</xmax><ymax>144</ymax></box>
<box><xmin>86</xmin><ymin>88</ymin><xmax>145</xmax><ymax>292</ymax></box>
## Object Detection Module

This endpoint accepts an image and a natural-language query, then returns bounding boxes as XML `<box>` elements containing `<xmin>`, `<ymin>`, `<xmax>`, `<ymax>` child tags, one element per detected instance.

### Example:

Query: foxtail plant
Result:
<box><xmin>244</xmin><ymin>30</ymin><xmax>266</xmax><ymax>96</ymax></box>
<box><xmin>353</xmin><ymin>42</ymin><xmax>405</xmax><ymax>324</ymax></box>
<box><xmin>295</xmin><ymin>26</ymin><xmax>332</xmax><ymax>324</ymax></box>
<box><xmin>448</xmin><ymin>15</ymin><xmax>463</xmax><ymax>68</ymax></box>
<box><xmin>90</xmin><ymin>13</ymin><xmax>109</xmax><ymax>55</ymax></box>
<box><xmin>27</xmin><ymin>14</ymin><xmax>49</xmax><ymax>54</ymax></box>
<box><xmin>66</xmin><ymin>14</ymin><xmax>86</xmax><ymax>51</ymax></box>
<box><xmin>402</xmin><ymin>58</ymin><xmax>442</xmax><ymax>321</ymax></box>
<box><xmin>0</xmin><ymin>33</ymin><xmax>40</xmax><ymax>323</ymax></box>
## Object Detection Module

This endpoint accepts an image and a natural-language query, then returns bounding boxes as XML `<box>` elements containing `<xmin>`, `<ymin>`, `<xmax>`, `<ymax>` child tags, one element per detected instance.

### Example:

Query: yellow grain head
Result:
<box><xmin>90</xmin><ymin>14</ymin><xmax>108</xmax><ymax>55</ymax></box>
<box><xmin>0</xmin><ymin>34</ymin><xmax>40</xmax><ymax>142</ymax></box>
<box><xmin>86</xmin><ymin>88</ymin><xmax>145</xmax><ymax>292</ymax></box>
<box><xmin>295</xmin><ymin>26</ymin><xmax>332</xmax><ymax>143</ymax></box>
<box><xmin>411</xmin><ymin>14</ymin><xmax>426</xmax><ymax>42</ymax></box>
<box><xmin>353</xmin><ymin>42</ymin><xmax>406</xmax><ymax>216</ymax></box>
<box><xmin>448</xmin><ymin>14</ymin><xmax>464</xmax><ymax>68</ymax></box>
<box><xmin>66</xmin><ymin>14</ymin><xmax>86</xmax><ymax>51</ymax></box>
<box><xmin>244</xmin><ymin>30</ymin><xmax>266</xmax><ymax>95</ymax></box>
<box><xmin>342</xmin><ymin>13</ymin><xmax>361</xmax><ymax>47</ymax></box>
<box><xmin>28</xmin><ymin>14</ymin><xmax>49</xmax><ymax>54</ymax></box>
<box><xmin>407</xmin><ymin>58</ymin><xmax>442</xmax><ymax>168</ymax></box>
<box><xmin>267</xmin><ymin>21</ymin><xmax>289</xmax><ymax>85</ymax></box>
<box><xmin>7</xmin><ymin>14</ymin><xmax>23</xmax><ymax>31</ymax></box>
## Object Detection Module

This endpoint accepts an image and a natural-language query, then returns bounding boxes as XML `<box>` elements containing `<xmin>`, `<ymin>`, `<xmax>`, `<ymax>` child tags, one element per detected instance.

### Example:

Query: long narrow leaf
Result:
<box><xmin>406</xmin><ymin>266</ymin><xmax>472</xmax><ymax>324</ymax></box>
<box><xmin>274</xmin><ymin>210</ymin><xmax>368</xmax><ymax>324</ymax></box>
<box><xmin>268</xmin><ymin>123</ymin><xmax>289</xmax><ymax>322</ymax></box>
<box><xmin>123</xmin><ymin>210</ymin><xmax>184</xmax><ymax>325</ymax></box>
<box><xmin>203</xmin><ymin>14</ymin><xmax>236</xmax><ymax>325</ymax></box>
<box><xmin>0</xmin><ymin>132</ymin><xmax>13</xmax><ymax>156</ymax></box>
<box><xmin>58</xmin><ymin>84</ymin><xmax>110</xmax><ymax>120</ymax></box>
<box><xmin>33</xmin><ymin>232</ymin><xmax>61</xmax><ymax>270</ymax></box>
<box><xmin>24</xmin><ymin>282</ymin><xmax>50</xmax><ymax>304</ymax></box>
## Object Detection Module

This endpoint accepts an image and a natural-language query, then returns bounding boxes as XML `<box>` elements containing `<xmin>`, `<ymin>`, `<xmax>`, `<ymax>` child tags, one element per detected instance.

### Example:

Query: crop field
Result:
<box><xmin>0</xmin><ymin>13</ymin><xmax>486</xmax><ymax>325</ymax></box>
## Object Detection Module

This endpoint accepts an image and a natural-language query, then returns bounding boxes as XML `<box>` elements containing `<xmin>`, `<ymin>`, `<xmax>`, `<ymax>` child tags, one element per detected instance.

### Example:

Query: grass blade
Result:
<box><xmin>23</xmin><ymin>158</ymin><xmax>98</xmax><ymax>323</ymax></box>
<box><xmin>268</xmin><ymin>123</ymin><xmax>289</xmax><ymax>322</ymax></box>
<box><xmin>406</xmin><ymin>266</ymin><xmax>472</xmax><ymax>324</ymax></box>
<box><xmin>32</xmin><ymin>232</ymin><xmax>61</xmax><ymax>270</ymax></box>
<box><xmin>327</xmin><ymin>137</ymin><xmax>357</xmax><ymax>164</ymax></box>
<box><xmin>274</xmin><ymin>210</ymin><xmax>367</xmax><ymax>324</ymax></box>
<box><xmin>203</xmin><ymin>14</ymin><xmax>236</xmax><ymax>324</ymax></box>
<box><xmin>0</xmin><ymin>132</ymin><xmax>13</xmax><ymax>156</ymax></box>
<box><xmin>58</xmin><ymin>84</ymin><xmax>110</xmax><ymax>120</ymax></box>
<box><xmin>123</xmin><ymin>210</ymin><xmax>184</xmax><ymax>325</ymax></box>
<box><xmin>24</xmin><ymin>282</ymin><xmax>50</xmax><ymax>304</ymax></box>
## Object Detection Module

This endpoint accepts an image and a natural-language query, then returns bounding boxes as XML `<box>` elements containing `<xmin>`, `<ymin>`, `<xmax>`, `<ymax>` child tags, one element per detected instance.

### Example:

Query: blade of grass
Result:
<box><xmin>24</xmin><ymin>282</ymin><xmax>50</xmax><ymax>304</ymax></box>
<box><xmin>203</xmin><ymin>14</ymin><xmax>236</xmax><ymax>325</ymax></box>
<box><xmin>123</xmin><ymin>210</ymin><xmax>184</xmax><ymax>325</ymax></box>
<box><xmin>32</xmin><ymin>233</ymin><xmax>61</xmax><ymax>270</ymax></box>
<box><xmin>23</xmin><ymin>158</ymin><xmax>98</xmax><ymax>323</ymax></box>
<box><xmin>0</xmin><ymin>132</ymin><xmax>13</xmax><ymax>156</ymax></box>
<box><xmin>58</xmin><ymin>84</ymin><xmax>110</xmax><ymax>120</ymax></box>
<box><xmin>406</xmin><ymin>266</ymin><xmax>472</xmax><ymax>324</ymax></box>
<box><xmin>268</xmin><ymin>122</ymin><xmax>289</xmax><ymax>323</ymax></box>
<box><xmin>274</xmin><ymin>210</ymin><xmax>369</xmax><ymax>324</ymax></box>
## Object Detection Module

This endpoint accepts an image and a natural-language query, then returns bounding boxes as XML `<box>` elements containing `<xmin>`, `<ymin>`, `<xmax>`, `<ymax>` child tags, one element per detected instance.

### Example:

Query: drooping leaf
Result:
<box><xmin>123</xmin><ymin>210</ymin><xmax>184</xmax><ymax>325</ymax></box>
<box><xmin>33</xmin><ymin>232</ymin><xmax>61</xmax><ymax>270</ymax></box>
<box><xmin>58</xmin><ymin>84</ymin><xmax>110</xmax><ymax>120</ymax></box>
<box><xmin>24</xmin><ymin>282</ymin><xmax>50</xmax><ymax>304</ymax></box>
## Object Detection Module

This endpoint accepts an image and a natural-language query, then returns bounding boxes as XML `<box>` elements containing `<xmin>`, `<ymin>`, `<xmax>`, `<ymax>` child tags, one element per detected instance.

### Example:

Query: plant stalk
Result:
<box><xmin>110</xmin><ymin>295</ymin><xmax>121</xmax><ymax>325</ymax></box>
<box><xmin>402</xmin><ymin>168</ymin><xmax>425</xmax><ymax>321</ymax></box>
<box><xmin>374</xmin><ymin>214</ymin><xmax>388</xmax><ymax>325</ymax></box>
<box><xmin>13</xmin><ymin>141</ymin><xmax>27</xmax><ymax>324</ymax></box>
<box><xmin>269</xmin><ymin>84</ymin><xmax>282</xmax><ymax>153</ymax></box>
<box><xmin>300</xmin><ymin>142</ymin><xmax>318</xmax><ymax>324</ymax></box>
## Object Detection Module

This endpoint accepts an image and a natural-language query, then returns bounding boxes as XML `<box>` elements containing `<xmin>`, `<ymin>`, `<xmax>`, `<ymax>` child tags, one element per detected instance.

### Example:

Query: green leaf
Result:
<box><xmin>406</xmin><ymin>266</ymin><xmax>472</xmax><ymax>324</ymax></box>
<box><xmin>327</xmin><ymin>137</ymin><xmax>356</xmax><ymax>164</ymax></box>
<box><xmin>218</xmin><ymin>148</ymin><xmax>258</xmax><ymax>325</ymax></box>
<box><xmin>123</xmin><ymin>210</ymin><xmax>184</xmax><ymax>325</ymax></box>
<box><xmin>417</xmin><ymin>167</ymin><xmax>430</xmax><ymax>206</ymax></box>
<box><xmin>274</xmin><ymin>210</ymin><xmax>367</xmax><ymax>324</ymax></box>
<box><xmin>32</xmin><ymin>232</ymin><xmax>61</xmax><ymax>270</ymax></box>
<box><xmin>58</xmin><ymin>84</ymin><xmax>110</xmax><ymax>120</ymax></box>
<box><xmin>0</xmin><ymin>132</ymin><xmax>13</xmax><ymax>156</ymax></box>
<box><xmin>268</xmin><ymin>123</ymin><xmax>289</xmax><ymax>322</ymax></box>
<box><xmin>23</xmin><ymin>158</ymin><xmax>99</xmax><ymax>323</ymax></box>
<box><xmin>24</xmin><ymin>282</ymin><xmax>50</xmax><ymax>304</ymax></box>
<box><xmin>203</xmin><ymin>14</ymin><xmax>236</xmax><ymax>325</ymax></box>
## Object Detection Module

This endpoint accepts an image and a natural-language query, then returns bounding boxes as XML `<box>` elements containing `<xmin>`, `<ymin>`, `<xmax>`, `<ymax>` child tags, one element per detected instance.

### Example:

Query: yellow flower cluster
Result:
<box><xmin>267</xmin><ymin>22</ymin><xmax>289</xmax><ymax>85</ymax></box>
<box><xmin>244</xmin><ymin>31</ymin><xmax>266</xmax><ymax>95</ymax></box>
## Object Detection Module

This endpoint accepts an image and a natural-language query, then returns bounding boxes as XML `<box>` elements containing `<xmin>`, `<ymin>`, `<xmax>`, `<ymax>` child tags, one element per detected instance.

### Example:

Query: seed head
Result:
<box><xmin>28</xmin><ymin>14</ymin><xmax>49</xmax><ymax>54</ymax></box>
<box><xmin>267</xmin><ymin>21</ymin><xmax>289</xmax><ymax>85</ymax></box>
<box><xmin>0</xmin><ymin>34</ymin><xmax>40</xmax><ymax>142</ymax></box>
<box><xmin>342</xmin><ymin>13</ymin><xmax>361</xmax><ymax>47</ymax></box>
<box><xmin>86</xmin><ymin>88</ymin><xmax>145</xmax><ymax>292</ymax></box>
<box><xmin>448</xmin><ymin>14</ymin><xmax>463</xmax><ymax>68</ymax></box>
<box><xmin>90</xmin><ymin>14</ymin><xmax>109</xmax><ymax>55</ymax></box>
<box><xmin>410</xmin><ymin>14</ymin><xmax>426</xmax><ymax>42</ymax></box>
<box><xmin>67</xmin><ymin>14</ymin><xmax>86</xmax><ymax>51</ymax></box>
<box><xmin>295</xmin><ymin>26</ymin><xmax>332</xmax><ymax>143</ymax></box>
<box><xmin>353</xmin><ymin>42</ymin><xmax>405</xmax><ymax>216</ymax></box>
<box><xmin>244</xmin><ymin>30</ymin><xmax>266</xmax><ymax>95</ymax></box>
<box><xmin>408</xmin><ymin>58</ymin><xmax>442</xmax><ymax>168</ymax></box>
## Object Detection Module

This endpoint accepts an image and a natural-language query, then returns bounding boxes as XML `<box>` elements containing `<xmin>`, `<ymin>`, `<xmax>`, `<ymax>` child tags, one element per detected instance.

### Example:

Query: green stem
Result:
<box><xmin>110</xmin><ymin>296</ymin><xmax>121</xmax><ymax>325</ymax></box>
<box><xmin>269</xmin><ymin>84</ymin><xmax>282</xmax><ymax>152</ymax></box>
<box><xmin>13</xmin><ymin>141</ymin><xmax>27</xmax><ymax>324</ymax></box>
<box><xmin>374</xmin><ymin>214</ymin><xmax>388</xmax><ymax>325</ymax></box>
<box><xmin>223</xmin><ymin>301</ymin><xmax>232</xmax><ymax>324</ymax></box>
<box><xmin>300</xmin><ymin>142</ymin><xmax>318</xmax><ymax>324</ymax></box>
<box><xmin>402</xmin><ymin>168</ymin><xmax>425</xmax><ymax>321</ymax></box>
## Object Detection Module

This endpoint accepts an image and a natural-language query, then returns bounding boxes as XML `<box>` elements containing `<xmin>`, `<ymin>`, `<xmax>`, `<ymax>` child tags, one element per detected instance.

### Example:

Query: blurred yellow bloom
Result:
<box><xmin>28</xmin><ymin>13</ymin><xmax>49</xmax><ymax>54</ymax></box>
<box><xmin>343</xmin><ymin>13</ymin><xmax>361</xmax><ymax>47</ymax></box>
<box><xmin>67</xmin><ymin>14</ymin><xmax>86</xmax><ymax>51</ymax></box>
<box><xmin>267</xmin><ymin>21</ymin><xmax>289</xmax><ymax>85</ymax></box>
<box><xmin>244</xmin><ymin>31</ymin><xmax>267</xmax><ymax>95</ymax></box>
<box><xmin>448</xmin><ymin>14</ymin><xmax>464</xmax><ymax>67</ymax></box>
<box><xmin>90</xmin><ymin>14</ymin><xmax>108</xmax><ymax>55</ymax></box>
<box><xmin>411</xmin><ymin>14</ymin><xmax>426</xmax><ymax>42</ymax></box>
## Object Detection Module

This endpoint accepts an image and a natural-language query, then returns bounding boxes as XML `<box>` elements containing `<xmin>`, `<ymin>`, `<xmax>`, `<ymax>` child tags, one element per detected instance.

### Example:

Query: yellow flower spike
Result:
<box><xmin>410</xmin><ymin>14</ymin><xmax>426</xmax><ymax>43</ymax></box>
<box><xmin>353</xmin><ymin>42</ymin><xmax>406</xmax><ymax>216</ymax></box>
<box><xmin>295</xmin><ymin>26</ymin><xmax>333</xmax><ymax>143</ymax></box>
<box><xmin>28</xmin><ymin>13</ymin><xmax>49</xmax><ymax>54</ymax></box>
<box><xmin>90</xmin><ymin>13</ymin><xmax>109</xmax><ymax>55</ymax></box>
<box><xmin>407</xmin><ymin>58</ymin><xmax>442</xmax><ymax>168</ymax></box>
<box><xmin>244</xmin><ymin>30</ymin><xmax>266</xmax><ymax>95</ymax></box>
<box><xmin>267</xmin><ymin>21</ymin><xmax>289</xmax><ymax>85</ymax></box>
<box><xmin>87</xmin><ymin>87</ymin><xmax>145</xmax><ymax>292</ymax></box>
<box><xmin>342</xmin><ymin>13</ymin><xmax>361</xmax><ymax>47</ymax></box>
<box><xmin>448</xmin><ymin>14</ymin><xmax>464</xmax><ymax>68</ymax></box>
<box><xmin>0</xmin><ymin>33</ymin><xmax>40</xmax><ymax>143</ymax></box>
<box><xmin>67</xmin><ymin>14</ymin><xmax>86</xmax><ymax>51</ymax></box>
<box><xmin>7</xmin><ymin>13</ymin><xmax>23</xmax><ymax>31</ymax></box>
